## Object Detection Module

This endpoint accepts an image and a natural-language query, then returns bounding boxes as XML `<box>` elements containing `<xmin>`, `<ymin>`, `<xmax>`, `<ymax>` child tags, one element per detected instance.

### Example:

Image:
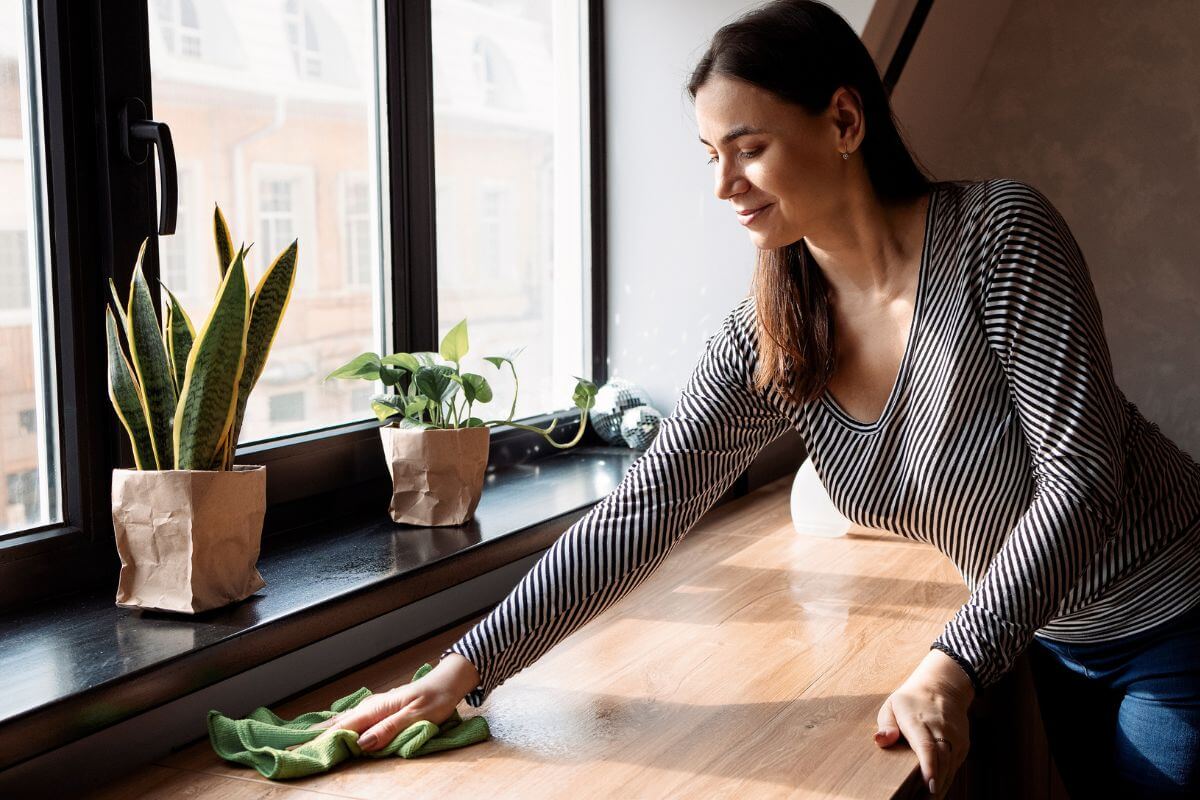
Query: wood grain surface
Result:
<box><xmin>91</xmin><ymin>475</ymin><xmax>983</xmax><ymax>799</ymax></box>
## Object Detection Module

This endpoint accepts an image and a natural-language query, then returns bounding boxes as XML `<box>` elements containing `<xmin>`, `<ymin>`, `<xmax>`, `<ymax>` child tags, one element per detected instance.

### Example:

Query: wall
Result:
<box><xmin>892</xmin><ymin>0</ymin><xmax>1200</xmax><ymax>459</ymax></box>
<box><xmin>603</xmin><ymin>0</ymin><xmax>876</xmax><ymax>411</ymax></box>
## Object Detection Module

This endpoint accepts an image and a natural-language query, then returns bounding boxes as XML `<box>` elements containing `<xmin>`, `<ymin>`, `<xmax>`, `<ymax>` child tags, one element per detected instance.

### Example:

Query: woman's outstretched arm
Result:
<box><xmin>441</xmin><ymin>295</ymin><xmax>795</xmax><ymax>707</ymax></box>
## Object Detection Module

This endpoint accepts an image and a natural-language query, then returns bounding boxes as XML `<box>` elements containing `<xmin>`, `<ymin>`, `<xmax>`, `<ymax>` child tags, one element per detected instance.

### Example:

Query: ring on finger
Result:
<box><xmin>933</xmin><ymin>736</ymin><xmax>953</xmax><ymax>752</ymax></box>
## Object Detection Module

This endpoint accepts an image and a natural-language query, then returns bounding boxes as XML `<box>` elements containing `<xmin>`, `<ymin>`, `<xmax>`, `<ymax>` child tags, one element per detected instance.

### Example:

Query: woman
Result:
<box><xmin>311</xmin><ymin>2</ymin><xmax>1200</xmax><ymax>796</ymax></box>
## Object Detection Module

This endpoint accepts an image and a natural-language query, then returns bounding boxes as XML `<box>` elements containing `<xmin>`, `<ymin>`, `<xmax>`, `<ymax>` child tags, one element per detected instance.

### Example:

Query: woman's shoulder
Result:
<box><xmin>939</xmin><ymin>176</ymin><xmax>1064</xmax><ymax>227</ymax></box>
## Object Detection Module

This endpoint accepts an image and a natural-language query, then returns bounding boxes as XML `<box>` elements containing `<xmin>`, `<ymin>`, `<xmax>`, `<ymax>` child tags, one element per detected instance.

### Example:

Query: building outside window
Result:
<box><xmin>153</xmin><ymin>0</ymin><xmax>203</xmax><ymax>59</ymax></box>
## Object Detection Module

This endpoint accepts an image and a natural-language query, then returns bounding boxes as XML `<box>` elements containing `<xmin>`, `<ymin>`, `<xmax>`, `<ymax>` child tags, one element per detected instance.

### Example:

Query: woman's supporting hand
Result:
<box><xmin>874</xmin><ymin>648</ymin><xmax>975</xmax><ymax>797</ymax></box>
<box><xmin>300</xmin><ymin>653</ymin><xmax>482</xmax><ymax>752</ymax></box>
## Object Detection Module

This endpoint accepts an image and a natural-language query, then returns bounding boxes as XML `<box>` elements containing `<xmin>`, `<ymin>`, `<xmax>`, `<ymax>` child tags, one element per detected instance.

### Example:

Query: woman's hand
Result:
<box><xmin>874</xmin><ymin>648</ymin><xmax>975</xmax><ymax>798</ymax></box>
<box><xmin>300</xmin><ymin>653</ymin><xmax>482</xmax><ymax>752</ymax></box>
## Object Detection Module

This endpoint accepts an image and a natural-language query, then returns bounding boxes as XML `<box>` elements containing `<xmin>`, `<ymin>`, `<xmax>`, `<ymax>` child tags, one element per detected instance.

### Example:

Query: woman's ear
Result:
<box><xmin>829</xmin><ymin>86</ymin><xmax>865</xmax><ymax>152</ymax></box>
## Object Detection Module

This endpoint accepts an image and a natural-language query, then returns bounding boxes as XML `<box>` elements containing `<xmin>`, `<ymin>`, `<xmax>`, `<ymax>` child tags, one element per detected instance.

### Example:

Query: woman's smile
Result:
<box><xmin>737</xmin><ymin>203</ymin><xmax>774</xmax><ymax>226</ymax></box>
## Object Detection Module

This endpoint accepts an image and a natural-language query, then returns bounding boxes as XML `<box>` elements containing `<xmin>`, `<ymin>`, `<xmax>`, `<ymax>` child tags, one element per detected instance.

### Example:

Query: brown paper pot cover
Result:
<box><xmin>381</xmin><ymin>424</ymin><xmax>490</xmax><ymax>526</ymax></box>
<box><xmin>112</xmin><ymin>464</ymin><xmax>267</xmax><ymax>614</ymax></box>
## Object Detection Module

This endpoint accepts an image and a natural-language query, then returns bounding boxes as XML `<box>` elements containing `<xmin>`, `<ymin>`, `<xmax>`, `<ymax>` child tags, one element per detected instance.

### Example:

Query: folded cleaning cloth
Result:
<box><xmin>207</xmin><ymin>662</ymin><xmax>491</xmax><ymax>780</ymax></box>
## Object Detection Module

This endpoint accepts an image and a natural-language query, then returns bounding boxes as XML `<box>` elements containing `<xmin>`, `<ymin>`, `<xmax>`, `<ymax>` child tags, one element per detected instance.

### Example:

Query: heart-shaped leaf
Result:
<box><xmin>439</xmin><ymin>318</ymin><xmax>469</xmax><ymax>363</ymax></box>
<box><xmin>325</xmin><ymin>352</ymin><xmax>382</xmax><ymax>382</ymax></box>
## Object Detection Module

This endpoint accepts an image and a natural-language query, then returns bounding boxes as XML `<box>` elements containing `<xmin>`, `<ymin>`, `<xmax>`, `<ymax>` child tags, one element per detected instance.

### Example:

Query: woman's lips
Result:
<box><xmin>737</xmin><ymin>203</ymin><xmax>773</xmax><ymax>226</ymax></box>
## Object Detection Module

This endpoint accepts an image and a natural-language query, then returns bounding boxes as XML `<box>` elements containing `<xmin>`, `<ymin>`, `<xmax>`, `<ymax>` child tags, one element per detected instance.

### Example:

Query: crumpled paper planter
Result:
<box><xmin>380</xmin><ymin>425</ymin><xmax>489</xmax><ymax>526</ymax></box>
<box><xmin>111</xmin><ymin>464</ymin><xmax>267</xmax><ymax>614</ymax></box>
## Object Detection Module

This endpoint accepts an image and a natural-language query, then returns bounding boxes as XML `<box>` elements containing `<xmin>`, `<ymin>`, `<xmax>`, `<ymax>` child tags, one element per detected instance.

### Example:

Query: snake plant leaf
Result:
<box><xmin>162</xmin><ymin>285</ymin><xmax>195</xmax><ymax>395</ymax></box>
<box><xmin>126</xmin><ymin>239</ymin><xmax>178</xmax><ymax>469</ymax></box>
<box><xmin>174</xmin><ymin>247</ymin><xmax>250</xmax><ymax>470</ymax></box>
<box><xmin>109</xmin><ymin>277</ymin><xmax>131</xmax><ymax>334</ymax></box>
<box><xmin>213</xmin><ymin>204</ymin><xmax>236</xmax><ymax>281</ymax></box>
<box><xmin>325</xmin><ymin>352</ymin><xmax>382</xmax><ymax>382</ymax></box>
<box><xmin>439</xmin><ymin>318</ymin><xmax>469</xmax><ymax>364</ymax></box>
<box><xmin>226</xmin><ymin>239</ymin><xmax>298</xmax><ymax>462</ymax></box>
<box><xmin>106</xmin><ymin>307</ymin><xmax>157</xmax><ymax>470</ymax></box>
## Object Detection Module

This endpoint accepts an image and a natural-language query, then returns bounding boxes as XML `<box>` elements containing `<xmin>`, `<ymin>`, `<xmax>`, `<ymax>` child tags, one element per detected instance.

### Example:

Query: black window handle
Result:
<box><xmin>118</xmin><ymin>97</ymin><xmax>177</xmax><ymax>236</ymax></box>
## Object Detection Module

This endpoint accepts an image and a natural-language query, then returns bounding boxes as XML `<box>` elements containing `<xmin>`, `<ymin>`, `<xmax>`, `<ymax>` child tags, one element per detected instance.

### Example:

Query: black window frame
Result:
<box><xmin>0</xmin><ymin>0</ymin><xmax>609</xmax><ymax>611</ymax></box>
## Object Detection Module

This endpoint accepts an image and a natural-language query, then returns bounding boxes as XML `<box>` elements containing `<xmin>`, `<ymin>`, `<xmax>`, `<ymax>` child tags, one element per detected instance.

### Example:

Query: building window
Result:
<box><xmin>285</xmin><ymin>0</ymin><xmax>323</xmax><ymax>79</ymax></box>
<box><xmin>5</xmin><ymin>470</ymin><xmax>39</xmax><ymax>525</ymax></box>
<box><xmin>153</xmin><ymin>0</ymin><xmax>203</xmax><ymax>59</ymax></box>
<box><xmin>0</xmin><ymin>231</ymin><xmax>29</xmax><ymax>311</ymax></box>
<box><xmin>268</xmin><ymin>391</ymin><xmax>306</xmax><ymax>424</ymax></box>
<box><xmin>471</xmin><ymin>37</ymin><xmax>521</xmax><ymax>110</ymax></box>
<box><xmin>158</xmin><ymin>168</ymin><xmax>193</xmax><ymax>293</ymax></box>
<box><xmin>341</xmin><ymin>173</ymin><xmax>372</xmax><ymax>290</ymax></box>
<box><xmin>17</xmin><ymin>409</ymin><xmax>35</xmax><ymax>435</ymax></box>
<box><xmin>258</xmin><ymin>177</ymin><xmax>298</xmax><ymax>281</ymax></box>
<box><xmin>478</xmin><ymin>182</ymin><xmax>516</xmax><ymax>282</ymax></box>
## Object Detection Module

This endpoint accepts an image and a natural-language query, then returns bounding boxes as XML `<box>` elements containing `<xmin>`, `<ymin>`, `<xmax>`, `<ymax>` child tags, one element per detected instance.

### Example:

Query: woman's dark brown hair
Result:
<box><xmin>686</xmin><ymin>0</ymin><xmax>935</xmax><ymax>407</ymax></box>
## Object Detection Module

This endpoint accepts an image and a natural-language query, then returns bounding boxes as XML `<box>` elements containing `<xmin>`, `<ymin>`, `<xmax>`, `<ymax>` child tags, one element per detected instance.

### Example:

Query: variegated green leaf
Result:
<box><xmin>227</xmin><ymin>239</ymin><xmax>298</xmax><ymax>457</ymax></box>
<box><xmin>162</xmin><ymin>285</ymin><xmax>195</xmax><ymax>394</ymax></box>
<box><xmin>173</xmin><ymin>248</ymin><xmax>250</xmax><ymax>470</ymax></box>
<box><xmin>106</xmin><ymin>307</ymin><xmax>157</xmax><ymax>470</ymax></box>
<box><xmin>213</xmin><ymin>204</ymin><xmax>236</xmax><ymax>281</ymax></box>
<box><xmin>126</xmin><ymin>239</ymin><xmax>177</xmax><ymax>469</ymax></box>
<box><xmin>325</xmin><ymin>352</ymin><xmax>381</xmax><ymax>381</ymax></box>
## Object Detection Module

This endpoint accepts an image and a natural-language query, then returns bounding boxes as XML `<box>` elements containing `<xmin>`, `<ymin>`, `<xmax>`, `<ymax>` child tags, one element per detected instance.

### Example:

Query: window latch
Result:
<box><xmin>118</xmin><ymin>97</ymin><xmax>178</xmax><ymax>236</ymax></box>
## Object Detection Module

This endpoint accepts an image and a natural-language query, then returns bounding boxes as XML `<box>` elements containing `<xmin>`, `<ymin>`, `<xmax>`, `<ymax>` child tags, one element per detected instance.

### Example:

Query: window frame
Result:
<box><xmin>0</xmin><ymin>0</ymin><xmax>609</xmax><ymax>612</ymax></box>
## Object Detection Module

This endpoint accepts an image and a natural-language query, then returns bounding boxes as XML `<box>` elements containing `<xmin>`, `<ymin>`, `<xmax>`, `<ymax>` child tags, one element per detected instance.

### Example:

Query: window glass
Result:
<box><xmin>0</xmin><ymin>0</ymin><xmax>60</xmax><ymax>536</ymax></box>
<box><xmin>432</xmin><ymin>0</ymin><xmax>590</xmax><ymax>422</ymax></box>
<box><xmin>149</xmin><ymin>0</ymin><xmax>388</xmax><ymax>444</ymax></box>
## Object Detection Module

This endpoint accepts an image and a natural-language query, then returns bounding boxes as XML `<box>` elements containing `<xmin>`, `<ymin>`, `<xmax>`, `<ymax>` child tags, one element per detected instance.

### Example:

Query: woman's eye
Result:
<box><xmin>707</xmin><ymin>149</ymin><xmax>759</xmax><ymax>165</ymax></box>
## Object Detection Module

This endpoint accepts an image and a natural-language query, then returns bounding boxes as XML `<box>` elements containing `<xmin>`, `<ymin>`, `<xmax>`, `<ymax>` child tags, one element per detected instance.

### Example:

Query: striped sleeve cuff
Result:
<box><xmin>440</xmin><ymin>643</ymin><xmax>489</xmax><ymax>708</ymax></box>
<box><xmin>928</xmin><ymin>641</ymin><xmax>982</xmax><ymax>695</ymax></box>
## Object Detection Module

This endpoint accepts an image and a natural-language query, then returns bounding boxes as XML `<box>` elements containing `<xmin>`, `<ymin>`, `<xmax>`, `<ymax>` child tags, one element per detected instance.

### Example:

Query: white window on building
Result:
<box><xmin>285</xmin><ymin>0</ymin><xmax>323</xmax><ymax>79</ymax></box>
<box><xmin>0</xmin><ymin>231</ymin><xmax>29</xmax><ymax>312</ymax></box>
<box><xmin>253</xmin><ymin>165</ymin><xmax>316</xmax><ymax>293</ymax></box>
<box><xmin>158</xmin><ymin>167</ymin><xmax>193</xmax><ymax>294</ymax></box>
<box><xmin>268</xmin><ymin>391</ymin><xmax>306</xmax><ymax>424</ymax></box>
<box><xmin>471</xmin><ymin>37</ymin><xmax>521</xmax><ymax>110</ymax></box>
<box><xmin>478</xmin><ymin>182</ymin><xmax>516</xmax><ymax>282</ymax></box>
<box><xmin>341</xmin><ymin>172</ymin><xmax>372</xmax><ymax>290</ymax></box>
<box><xmin>153</xmin><ymin>0</ymin><xmax>203</xmax><ymax>59</ymax></box>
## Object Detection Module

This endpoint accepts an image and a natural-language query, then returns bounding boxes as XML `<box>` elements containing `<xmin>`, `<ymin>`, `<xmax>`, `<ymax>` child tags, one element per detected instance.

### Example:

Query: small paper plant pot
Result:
<box><xmin>380</xmin><ymin>424</ymin><xmax>490</xmax><ymax>526</ymax></box>
<box><xmin>111</xmin><ymin>464</ymin><xmax>268</xmax><ymax>614</ymax></box>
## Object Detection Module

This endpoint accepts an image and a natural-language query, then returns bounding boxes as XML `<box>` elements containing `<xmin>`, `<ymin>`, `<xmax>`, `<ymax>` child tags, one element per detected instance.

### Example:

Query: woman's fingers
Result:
<box><xmin>874</xmin><ymin>698</ymin><xmax>901</xmax><ymax>747</ymax></box>
<box><xmin>905</xmin><ymin>725</ymin><xmax>940</xmax><ymax>795</ymax></box>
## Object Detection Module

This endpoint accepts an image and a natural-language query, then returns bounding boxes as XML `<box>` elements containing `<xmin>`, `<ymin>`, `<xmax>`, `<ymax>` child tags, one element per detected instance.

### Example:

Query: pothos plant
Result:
<box><xmin>325</xmin><ymin>319</ymin><xmax>598</xmax><ymax>448</ymax></box>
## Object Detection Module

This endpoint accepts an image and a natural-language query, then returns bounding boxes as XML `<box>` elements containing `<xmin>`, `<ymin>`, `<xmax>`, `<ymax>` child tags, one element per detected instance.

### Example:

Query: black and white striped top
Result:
<box><xmin>442</xmin><ymin>178</ymin><xmax>1200</xmax><ymax>703</ymax></box>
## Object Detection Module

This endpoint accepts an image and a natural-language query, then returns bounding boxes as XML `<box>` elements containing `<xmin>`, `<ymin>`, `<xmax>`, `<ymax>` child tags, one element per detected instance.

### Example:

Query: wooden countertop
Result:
<box><xmin>92</xmin><ymin>474</ymin><xmax>971</xmax><ymax>799</ymax></box>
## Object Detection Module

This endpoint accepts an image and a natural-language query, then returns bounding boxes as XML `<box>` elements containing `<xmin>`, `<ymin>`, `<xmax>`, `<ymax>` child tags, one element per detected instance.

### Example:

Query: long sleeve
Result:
<box><xmin>441</xmin><ymin>296</ymin><xmax>794</xmax><ymax>707</ymax></box>
<box><xmin>931</xmin><ymin>179</ymin><xmax>1130</xmax><ymax>691</ymax></box>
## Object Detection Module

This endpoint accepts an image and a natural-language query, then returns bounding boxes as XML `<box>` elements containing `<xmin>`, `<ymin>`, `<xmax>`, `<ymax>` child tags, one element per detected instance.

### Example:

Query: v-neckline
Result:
<box><xmin>819</xmin><ymin>185</ymin><xmax>939</xmax><ymax>433</ymax></box>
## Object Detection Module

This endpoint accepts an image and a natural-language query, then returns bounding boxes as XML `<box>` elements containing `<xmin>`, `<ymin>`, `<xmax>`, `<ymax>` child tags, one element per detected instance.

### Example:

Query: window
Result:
<box><xmin>433</xmin><ymin>0</ymin><xmax>591</xmax><ymax>422</ymax></box>
<box><xmin>152</xmin><ymin>0</ymin><xmax>203</xmax><ymax>59</ymax></box>
<box><xmin>4</xmin><ymin>0</ymin><xmax>602</xmax><ymax>606</ymax></box>
<box><xmin>285</xmin><ymin>0</ymin><xmax>323</xmax><ymax>79</ymax></box>
<box><xmin>0</xmin><ymin>0</ymin><xmax>59</xmax><ymax>539</ymax></box>
<box><xmin>151</xmin><ymin>3</ymin><xmax>385</xmax><ymax>446</ymax></box>
<box><xmin>0</xmin><ymin>230</ymin><xmax>29</xmax><ymax>311</ymax></box>
<box><xmin>268</xmin><ymin>391</ymin><xmax>306</xmax><ymax>424</ymax></box>
<box><xmin>157</xmin><ymin>167</ymin><xmax>194</xmax><ymax>293</ymax></box>
<box><xmin>340</xmin><ymin>172</ymin><xmax>372</xmax><ymax>290</ymax></box>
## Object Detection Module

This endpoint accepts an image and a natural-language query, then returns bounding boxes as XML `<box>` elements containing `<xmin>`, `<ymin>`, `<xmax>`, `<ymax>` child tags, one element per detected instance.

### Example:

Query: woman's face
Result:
<box><xmin>694</xmin><ymin>74</ymin><xmax>856</xmax><ymax>250</ymax></box>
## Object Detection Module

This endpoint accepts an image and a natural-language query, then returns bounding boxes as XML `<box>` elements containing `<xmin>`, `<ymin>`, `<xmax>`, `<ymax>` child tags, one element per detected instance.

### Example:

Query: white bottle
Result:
<box><xmin>790</xmin><ymin>456</ymin><xmax>851</xmax><ymax>538</ymax></box>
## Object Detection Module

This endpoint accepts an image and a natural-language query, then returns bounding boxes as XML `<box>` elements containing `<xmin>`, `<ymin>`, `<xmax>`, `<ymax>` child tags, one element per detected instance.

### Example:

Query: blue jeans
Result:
<box><xmin>1028</xmin><ymin>601</ymin><xmax>1200</xmax><ymax>798</ymax></box>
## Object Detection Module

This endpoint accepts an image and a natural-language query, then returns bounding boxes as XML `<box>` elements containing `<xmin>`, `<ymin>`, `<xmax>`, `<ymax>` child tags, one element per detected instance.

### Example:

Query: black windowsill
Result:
<box><xmin>0</xmin><ymin>444</ymin><xmax>647</xmax><ymax>775</ymax></box>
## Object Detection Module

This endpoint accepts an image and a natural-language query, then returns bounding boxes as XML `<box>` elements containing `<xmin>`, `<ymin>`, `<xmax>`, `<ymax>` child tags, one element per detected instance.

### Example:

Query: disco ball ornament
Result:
<box><xmin>620</xmin><ymin>404</ymin><xmax>663</xmax><ymax>449</ymax></box>
<box><xmin>589</xmin><ymin>378</ymin><xmax>653</xmax><ymax>445</ymax></box>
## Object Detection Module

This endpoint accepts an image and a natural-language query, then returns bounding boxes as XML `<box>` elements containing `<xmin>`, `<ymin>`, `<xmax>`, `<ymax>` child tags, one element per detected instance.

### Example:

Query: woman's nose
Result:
<box><xmin>714</xmin><ymin>162</ymin><xmax>748</xmax><ymax>201</ymax></box>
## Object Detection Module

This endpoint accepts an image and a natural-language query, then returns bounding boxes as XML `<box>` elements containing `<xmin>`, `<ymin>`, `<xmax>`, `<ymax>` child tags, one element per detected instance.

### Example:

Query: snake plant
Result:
<box><xmin>106</xmin><ymin>205</ymin><xmax>299</xmax><ymax>470</ymax></box>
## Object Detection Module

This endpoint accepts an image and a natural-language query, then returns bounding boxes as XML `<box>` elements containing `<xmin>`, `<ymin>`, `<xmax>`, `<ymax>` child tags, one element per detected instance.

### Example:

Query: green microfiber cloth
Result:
<box><xmin>207</xmin><ymin>662</ymin><xmax>490</xmax><ymax>780</ymax></box>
